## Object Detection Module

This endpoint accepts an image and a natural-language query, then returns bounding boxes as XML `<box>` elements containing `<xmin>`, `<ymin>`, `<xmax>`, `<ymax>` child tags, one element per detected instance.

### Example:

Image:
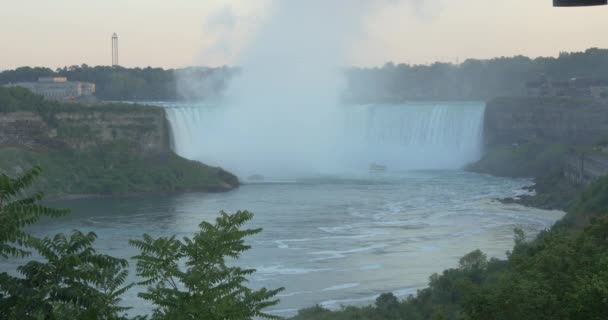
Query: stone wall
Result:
<box><xmin>0</xmin><ymin>106</ymin><xmax>170</xmax><ymax>155</ymax></box>
<box><xmin>484</xmin><ymin>97</ymin><xmax>608</xmax><ymax>147</ymax></box>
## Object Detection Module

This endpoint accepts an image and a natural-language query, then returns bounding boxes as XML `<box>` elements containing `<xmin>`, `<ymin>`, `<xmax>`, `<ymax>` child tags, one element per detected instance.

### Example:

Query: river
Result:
<box><xmin>10</xmin><ymin>171</ymin><xmax>562</xmax><ymax>317</ymax></box>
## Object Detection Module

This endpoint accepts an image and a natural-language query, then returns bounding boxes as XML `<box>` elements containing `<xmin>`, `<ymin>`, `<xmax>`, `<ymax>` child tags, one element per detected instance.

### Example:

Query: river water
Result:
<box><xmin>9</xmin><ymin>171</ymin><xmax>562</xmax><ymax>317</ymax></box>
<box><xmin>1</xmin><ymin>102</ymin><xmax>565</xmax><ymax>317</ymax></box>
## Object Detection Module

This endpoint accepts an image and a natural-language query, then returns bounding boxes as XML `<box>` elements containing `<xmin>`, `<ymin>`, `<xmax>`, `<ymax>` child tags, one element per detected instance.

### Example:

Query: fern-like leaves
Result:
<box><xmin>130</xmin><ymin>210</ymin><xmax>284</xmax><ymax>320</ymax></box>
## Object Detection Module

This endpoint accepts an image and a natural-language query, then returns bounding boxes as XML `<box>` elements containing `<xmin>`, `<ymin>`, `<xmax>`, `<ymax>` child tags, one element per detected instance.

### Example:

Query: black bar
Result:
<box><xmin>554</xmin><ymin>0</ymin><xmax>607</xmax><ymax>7</ymax></box>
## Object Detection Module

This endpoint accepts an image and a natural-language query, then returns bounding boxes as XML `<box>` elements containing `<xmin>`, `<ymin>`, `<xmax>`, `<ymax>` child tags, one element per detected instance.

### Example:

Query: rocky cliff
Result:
<box><xmin>0</xmin><ymin>87</ymin><xmax>238</xmax><ymax>197</ymax></box>
<box><xmin>469</xmin><ymin>97</ymin><xmax>608</xmax><ymax>209</ymax></box>
<box><xmin>563</xmin><ymin>152</ymin><xmax>608</xmax><ymax>186</ymax></box>
<box><xmin>484</xmin><ymin>97</ymin><xmax>608</xmax><ymax>147</ymax></box>
<box><xmin>0</xmin><ymin>106</ymin><xmax>169</xmax><ymax>154</ymax></box>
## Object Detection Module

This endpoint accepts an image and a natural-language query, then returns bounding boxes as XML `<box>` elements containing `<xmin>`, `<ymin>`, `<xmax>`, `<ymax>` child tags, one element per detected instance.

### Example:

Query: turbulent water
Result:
<box><xmin>8</xmin><ymin>172</ymin><xmax>562</xmax><ymax>317</ymax></box>
<box><xmin>164</xmin><ymin>102</ymin><xmax>485</xmax><ymax>178</ymax></box>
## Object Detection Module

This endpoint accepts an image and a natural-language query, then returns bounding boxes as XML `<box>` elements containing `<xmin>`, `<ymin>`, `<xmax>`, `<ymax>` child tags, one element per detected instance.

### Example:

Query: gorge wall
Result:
<box><xmin>484</xmin><ymin>97</ymin><xmax>608</xmax><ymax>147</ymax></box>
<box><xmin>0</xmin><ymin>96</ymin><xmax>238</xmax><ymax>197</ymax></box>
<box><xmin>479</xmin><ymin>97</ymin><xmax>608</xmax><ymax>186</ymax></box>
<box><xmin>0</xmin><ymin>105</ymin><xmax>170</xmax><ymax>154</ymax></box>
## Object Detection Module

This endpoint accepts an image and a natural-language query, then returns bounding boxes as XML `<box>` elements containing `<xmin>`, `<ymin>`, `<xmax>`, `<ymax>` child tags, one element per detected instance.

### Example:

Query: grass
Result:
<box><xmin>0</xmin><ymin>145</ymin><xmax>238</xmax><ymax>198</ymax></box>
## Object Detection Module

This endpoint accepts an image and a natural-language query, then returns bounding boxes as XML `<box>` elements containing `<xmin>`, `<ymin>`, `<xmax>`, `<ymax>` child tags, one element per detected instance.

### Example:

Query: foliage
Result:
<box><xmin>345</xmin><ymin>48</ymin><xmax>608</xmax><ymax>103</ymax></box>
<box><xmin>0</xmin><ymin>86</ymin><xmax>163</xmax><ymax>115</ymax></box>
<box><xmin>130</xmin><ymin>210</ymin><xmax>283</xmax><ymax>320</ymax></box>
<box><xmin>1</xmin><ymin>231</ymin><xmax>133</xmax><ymax>320</ymax></box>
<box><xmin>0</xmin><ymin>167</ymin><xmax>132</xmax><ymax>319</ymax></box>
<box><xmin>0</xmin><ymin>147</ymin><xmax>238</xmax><ymax>198</ymax></box>
<box><xmin>0</xmin><ymin>86</ymin><xmax>239</xmax><ymax>197</ymax></box>
<box><xmin>556</xmin><ymin>175</ymin><xmax>608</xmax><ymax>228</ymax></box>
<box><xmin>0</xmin><ymin>166</ymin><xmax>67</xmax><ymax>258</ymax></box>
<box><xmin>465</xmin><ymin>218</ymin><xmax>608</xmax><ymax>320</ymax></box>
<box><xmin>1</xmin><ymin>168</ymin><xmax>277</xmax><ymax>319</ymax></box>
<box><xmin>0</xmin><ymin>65</ymin><xmax>237</xmax><ymax>101</ymax></box>
<box><xmin>3</xmin><ymin>48</ymin><xmax>608</xmax><ymax>102</ymax></box>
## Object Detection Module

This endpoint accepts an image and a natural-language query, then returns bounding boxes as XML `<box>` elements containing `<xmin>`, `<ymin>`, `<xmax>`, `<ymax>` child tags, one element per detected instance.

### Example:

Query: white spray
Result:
<box><xmin>167</xmin><ymin>0</ymin><xmax>483</xmax><ymax>180</ymax></box>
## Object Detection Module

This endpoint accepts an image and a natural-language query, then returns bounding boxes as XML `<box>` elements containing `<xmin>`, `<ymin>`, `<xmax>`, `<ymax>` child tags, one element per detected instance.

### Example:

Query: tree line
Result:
<box><xmin>3</xmin><ymin>48</ymin><xmax>608</xmax><ymax>103</ymax></box>
<box><xmin>0</xmin><ymin>65</ymin><xmax>238</xmax><ymax>102</ymax></box>
<box><xmin>345</xmin><ymin>47</ymin><xmax>608</xmax><ymax>103</ymax></box>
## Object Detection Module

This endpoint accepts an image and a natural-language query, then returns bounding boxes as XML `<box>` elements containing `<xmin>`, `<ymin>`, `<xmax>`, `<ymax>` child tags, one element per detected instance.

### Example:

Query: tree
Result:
<box><xmin>130</xmin><ymin>210</ymin><xmax>283</xmax><ymax>320</ymax></box>
<box><xmin>375</xmin><ymin>293</ymin><xmax>400</xmax><ymax>319</ymax></box>
<box><xmin>0</xmin><ymin>166</ymin><xmax>67</xmax><ymax>259</ymax></box>
<box><xmin>0</xmin><ymin>167</ymin><xmax>132</xmax><ymax>320</ymax></box>
<box><xmin>2</xmin><ymin>231</ymin><xmax>133</xmax><ymax>320</ymax></box>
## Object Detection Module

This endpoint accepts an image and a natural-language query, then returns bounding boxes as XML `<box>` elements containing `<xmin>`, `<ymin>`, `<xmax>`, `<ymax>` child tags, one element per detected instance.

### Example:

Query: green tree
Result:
<box><xmin>0</xmin><ymin>166</ymin><xmax>67</xmax><ymax>259</ymax></box>
<box><xmin>0</xmin><ymin>167</ymin><xmax>132</xmax><ymax>320</ymax></box>
<box><xmin>130</xmin><ymin>210</ymin><xmax>283</xmax><ymax>320</ymax></box>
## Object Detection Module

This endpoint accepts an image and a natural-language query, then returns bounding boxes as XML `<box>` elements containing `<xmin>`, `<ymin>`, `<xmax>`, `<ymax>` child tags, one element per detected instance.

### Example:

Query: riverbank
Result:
<box><xmin>466</xmin><ymin>143</ymin><xmax>584</xmax><ymax>211</ymax></box>
<box><xmin>466</xmin><ymin>96</ymin><xmax>608</xmax><ymax>211</ymax></box>
<box><xmin>0</xmin><ymin>146</ymin><xmax>238</xmax><ymax>200</ymax></box>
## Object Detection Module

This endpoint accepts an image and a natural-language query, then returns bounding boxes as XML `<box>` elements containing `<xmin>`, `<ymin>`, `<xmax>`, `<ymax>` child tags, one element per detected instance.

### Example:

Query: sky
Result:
<box><xmin>2</xmin><ymin>0</ymin><xmax>608</xmax><ymax>70</ymax></box>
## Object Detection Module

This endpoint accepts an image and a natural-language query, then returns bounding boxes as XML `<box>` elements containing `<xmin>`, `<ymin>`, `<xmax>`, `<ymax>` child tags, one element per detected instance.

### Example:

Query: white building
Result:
<box><xmin>4</xmin><ymin>77</ymin><xmax>96</xmax><ymax>102</ymax></box>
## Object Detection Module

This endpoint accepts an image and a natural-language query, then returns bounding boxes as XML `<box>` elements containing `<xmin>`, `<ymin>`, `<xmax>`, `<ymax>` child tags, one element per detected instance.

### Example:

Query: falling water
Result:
<box><xmin>164</xmin><ymin>102</ymin><xmax>485</xmax><ymax>179</ymax></box>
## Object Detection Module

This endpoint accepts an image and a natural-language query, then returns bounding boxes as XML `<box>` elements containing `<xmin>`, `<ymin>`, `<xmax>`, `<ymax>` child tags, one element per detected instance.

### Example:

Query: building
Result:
<box><xmin>4</xmin><ymin>77</ymin><xmax>96</xmax><ymax>102</ymax></box>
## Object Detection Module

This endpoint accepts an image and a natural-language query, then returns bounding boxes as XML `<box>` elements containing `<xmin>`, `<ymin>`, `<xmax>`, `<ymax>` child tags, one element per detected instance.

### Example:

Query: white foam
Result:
<box><xmin>277</xmin><ymin>290</ymin><xmax>314</xmax><ymax>297</ymax></box>
<box><xmin>266</xmin><ymin>308</ymin><xmax>301</xmax><ymax>315</ymax></box>
<box><xmin>318</xmin><ymin>225</ymin><xmax>353</xmax><ymax>234</ymax></box>
<box><xmin>273</xmin><ymin>233</ymin><xmax>380</xmax><ymax>249</ymax></box>
<box><xmin>254</xmin><ymin>265</ymin><xmax>334</xmax><ymax>276</ymax></box>
<box><xmin>310</xmin><ymin>243</ymin><xmax>388</xmax><ymax>261</ymax></box>
<box><xmin>357</xmin><ymin>264</ymin><xmax>382</xmax><ymax>271</ymax></box>
<box><xmin>322</xmin><ymin>283</ymin><xmax>360</xmax><ymax>291</ymax></box>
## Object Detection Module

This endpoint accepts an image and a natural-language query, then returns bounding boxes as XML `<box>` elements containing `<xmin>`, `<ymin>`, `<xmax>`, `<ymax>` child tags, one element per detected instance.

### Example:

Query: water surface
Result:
<box><xmin>6</xmin><ymin>171</ymin><xmax>563</xmax><ymax>317</ymax></box>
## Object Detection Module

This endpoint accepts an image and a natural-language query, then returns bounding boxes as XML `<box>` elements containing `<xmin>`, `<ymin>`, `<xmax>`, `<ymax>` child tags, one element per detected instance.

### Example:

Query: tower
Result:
<box><xmin>112</xmin><ymin>33</ymin><xmax>119</xmax><ymax>66</ymax></box>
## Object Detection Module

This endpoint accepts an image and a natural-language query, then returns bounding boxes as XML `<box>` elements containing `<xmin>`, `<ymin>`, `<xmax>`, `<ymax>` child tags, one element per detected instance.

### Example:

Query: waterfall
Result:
<box><xmin>164</xmin><ymin>102</ymin><xmax>485</xmax><ymax>178</ymax></box>
<box><xmin>341</xmin><ymin>103</ymin><xmax>485</xmax><ymax>171</ymax></box>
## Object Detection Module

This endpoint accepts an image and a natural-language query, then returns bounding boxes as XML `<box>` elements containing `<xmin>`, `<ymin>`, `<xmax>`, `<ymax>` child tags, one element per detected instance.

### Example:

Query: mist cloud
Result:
<box><xmin>175</xmin><ymin>0</ymin><xmax>444</xmax><ymax>178</ymax></box>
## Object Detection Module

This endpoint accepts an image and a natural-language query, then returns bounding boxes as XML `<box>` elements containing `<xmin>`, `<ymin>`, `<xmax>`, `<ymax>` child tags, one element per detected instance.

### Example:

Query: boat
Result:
<box><xmin>369</xmin><ymin>163</ymin><xmax>387</xmax><ymax>172</ymax></box>
<box><xmin>247</xmin><ymin>174</ymin><xmax>265</xmax><ymax>182</ymax></box>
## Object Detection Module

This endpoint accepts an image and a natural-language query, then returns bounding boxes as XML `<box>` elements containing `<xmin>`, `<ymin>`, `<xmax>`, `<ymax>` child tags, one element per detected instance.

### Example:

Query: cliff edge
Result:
<box><xmin>0</xmin><ymin>87</ymin><xmax>238</xmax><ymax>198</ymax></box>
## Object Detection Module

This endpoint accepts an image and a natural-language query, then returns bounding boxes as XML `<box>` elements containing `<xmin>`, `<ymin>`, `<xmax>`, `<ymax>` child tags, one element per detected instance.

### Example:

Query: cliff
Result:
<box><xmin>0</xmin><ymin>106</ymin><xmax>170</xmax><ymax>154</ymax></box>
<box><xmin>0</xmin><ymin>87</ymin><xmax>238</xmax><ymax>198</ymax></box>
<box><xmin>469</xmin><ymin>96</ymin><xmax>608</xmax><ymax>210</ymax></box>
<box><xmin>484</xmin><ymin>97</ymin><xmax>608</xmax><ymax>147</ymax></box>
<box><xmin>480</xmin><ymin>97</ymin><xmax>608</xmax><ymax>183</ymax></box>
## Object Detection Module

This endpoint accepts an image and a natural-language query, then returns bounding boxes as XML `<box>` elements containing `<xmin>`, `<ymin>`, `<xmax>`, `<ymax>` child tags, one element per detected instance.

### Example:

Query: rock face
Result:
<box><xmin>484</xmin><ymin>97</ymin><xmax>608</xmax><ymax>147</ymax></box>
<box><xmin>0</xmin><ymin>104</ymin><xmax>240</xmax><ymax>197</ymax></box>
<box><xmin>0</xmin><ymin>106</ymin><xmax>170</xmax><ymax>154</ymax></box>
<box><xmin>564</xmin><ymin>152</ymin><xmax>608</xmax><ymax>186</ymax></box>
<box><xmin>480</xmin><ymin>97</ymin><xmax>608</xmax><ymax>186</ymax></box>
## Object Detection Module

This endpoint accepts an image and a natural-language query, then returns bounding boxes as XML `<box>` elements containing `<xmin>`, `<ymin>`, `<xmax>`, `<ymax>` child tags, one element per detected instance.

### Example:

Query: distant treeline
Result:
<box><xmin>0</xmin><ymin>65</ymin><xmax>238</xmax><ymax>101</ymax></box>
<box><xmin>3</xmin><ymin>48</ymin><xmax>608</xmax><ymax>102</ymax></box>
<box><xmin>346</xmin><ymin>47</ymin><xmax>608</xmax><ymax>102</ymax></box>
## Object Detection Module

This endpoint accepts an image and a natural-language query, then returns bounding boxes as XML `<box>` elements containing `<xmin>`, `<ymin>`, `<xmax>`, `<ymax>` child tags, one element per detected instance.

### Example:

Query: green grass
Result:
<box><xmin>0</xmin><ymin>146</ymin><xmax>238</xmax><ymax>198</ymax></box>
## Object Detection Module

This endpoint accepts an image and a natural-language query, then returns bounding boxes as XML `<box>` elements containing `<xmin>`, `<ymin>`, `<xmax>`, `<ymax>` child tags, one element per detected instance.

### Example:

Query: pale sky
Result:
<box><xmin>2</xmin><ymin>0</ymin><xmax>608</xmax><ymax>70</ymax></box>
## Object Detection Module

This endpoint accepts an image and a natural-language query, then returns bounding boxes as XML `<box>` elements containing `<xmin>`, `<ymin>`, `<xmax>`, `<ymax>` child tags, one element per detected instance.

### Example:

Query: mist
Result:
<box><xmin>170</xmin><ymin>1</ymin><xmax>374</xmax><ymax>178</ymax></box>
<box><xmin>168</xmin><ymin>0</ymin><xmax>482</xmax><ymax>180</ymax></box>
